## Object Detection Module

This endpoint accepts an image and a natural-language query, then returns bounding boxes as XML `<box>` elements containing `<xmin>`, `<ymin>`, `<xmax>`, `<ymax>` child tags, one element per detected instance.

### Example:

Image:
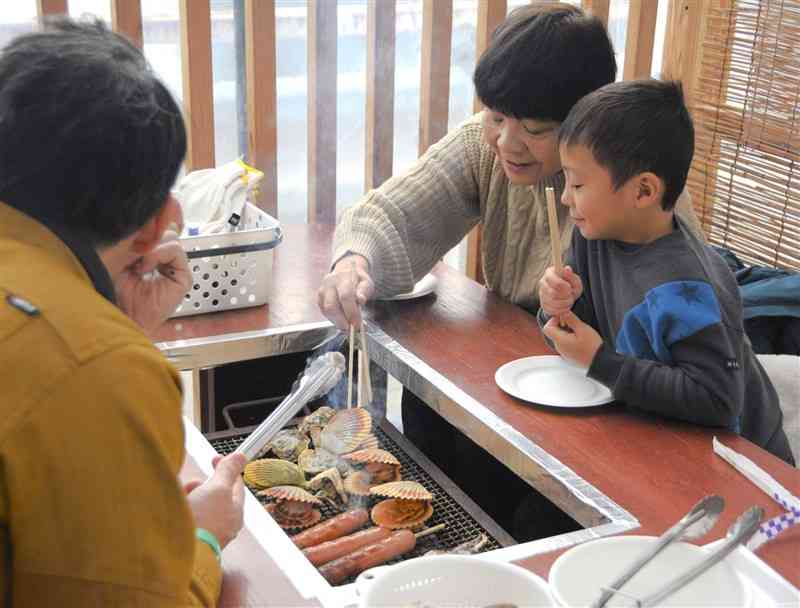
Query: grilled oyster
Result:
<box><xmin>261</xmin><ymin>485</ymin><xmax>322</xmax><ymax>530</ymax></box>
<box><xmin>298</xmin><ymin>406</ymin><xmax>336</xmax><ymax>439</ymax></box>
<box><xmin>343</xmin><ymin>470</ymin><xmax>373</xmax><ymax>497</ymax></box>
<box><xmin>298</xmin><ymin>448</ymin><xmax>349</xmax><ymax>477</ymax></box>
<box><xmin>243</xmin><ymin>458</ymin><xmax>306</xmax><ymax>491</ymax></box>
<box><xmin>267</xmin><ymin>429</ymin><xmax>310</xmax><ymax>462</ymax></box>
<box><xmin>307</xmin><ymin>467</ymin><xmax>348</xmax><ymax>505</ymax></box>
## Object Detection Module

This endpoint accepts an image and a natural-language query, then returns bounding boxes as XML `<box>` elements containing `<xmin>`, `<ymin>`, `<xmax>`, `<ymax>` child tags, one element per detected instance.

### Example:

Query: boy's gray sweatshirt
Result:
<box><xmin>539</xmin><ymin>219</ymin><xmax>792</xmax><ymax>464</ymax></box>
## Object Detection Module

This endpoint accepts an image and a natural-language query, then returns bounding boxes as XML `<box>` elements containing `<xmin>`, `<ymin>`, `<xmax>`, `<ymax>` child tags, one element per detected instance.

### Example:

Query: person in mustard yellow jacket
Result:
<box><xmin>0</xmin><ymin>18</ymin><xmax>245</xmax><ymax>606</ymax></box>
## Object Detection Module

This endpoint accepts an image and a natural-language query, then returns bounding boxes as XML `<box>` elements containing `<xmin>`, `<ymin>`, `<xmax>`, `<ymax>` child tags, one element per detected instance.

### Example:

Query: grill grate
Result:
<box><xmin>210</xmin><ymin>423</ymin><xmax>506</xmax><ymax>586</ymax></box>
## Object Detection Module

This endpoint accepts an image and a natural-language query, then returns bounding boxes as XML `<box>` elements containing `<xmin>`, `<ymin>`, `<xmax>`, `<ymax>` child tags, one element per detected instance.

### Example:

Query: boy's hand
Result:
<box><xmin>542</xmin><ymin>310</ymin><xmax>603</xmax><ymax>368</ymax></box>
<box><xmin>539</xmin><ymin>265</ymin><xmax>583</xmax><ymax>318</ymax></box>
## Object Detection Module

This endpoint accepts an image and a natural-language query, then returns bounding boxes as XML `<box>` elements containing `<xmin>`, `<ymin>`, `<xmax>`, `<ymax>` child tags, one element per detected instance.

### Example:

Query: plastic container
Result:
<box><xmin>171</xmin><ymin>202</ymin><xmax>282</xmax><ymax>317</ymax></box>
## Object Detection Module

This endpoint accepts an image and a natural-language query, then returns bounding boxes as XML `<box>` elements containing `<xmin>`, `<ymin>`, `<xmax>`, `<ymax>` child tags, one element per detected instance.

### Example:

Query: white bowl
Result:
<box><xmin>358</xmin><ymin>554</ymin><xmax>556</xmax><ymax>607</ymax></box>
<box><xmin>549</xmin><ymin>535</ymin><xmax>752</xmax><ymax>607</ymax></box>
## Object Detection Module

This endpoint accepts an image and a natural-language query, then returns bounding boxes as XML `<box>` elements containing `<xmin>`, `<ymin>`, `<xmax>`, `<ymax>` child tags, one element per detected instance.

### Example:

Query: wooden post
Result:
<box><xmin>418</xmin><ymin>0</ymin><xmax>452</xmax><ymax>156</ymax></box>
<box><xmin>623</xmin><ymin>0</ymin><xmax>660</xmax><ymax>80</ymax></box>
<box><xmin>179</xmin><ymin>0</ymin><xmax>215</xmax><ymax>171</ymax></box>
<box><xmin>36</xmin><ymin>0</ymin><xmax>68</xmax><ymax>16</ymax></box>
<box><xmin>245</xmin><ymin>0</ymin><xmax>278</xmax><ymax>217</ymax></box>
<box><xmin>111</xmin><ymin>0</ymin><xmax>143</xmax><ymax>49</ymax></box>
<box><xmin>308</xmin><ymin>0</ymin><xmax>338</xmax><ymax>224</ymax></box>
<box><xmin>466</xmin><ymin>0</ymin><xmax>505</xmax><ymax>283</ymax></box>
<box><xmin>365</xmin><ymin>0</ymin><xmax>396</xmax><ymax>191</ymax></box>
<box><xmin>581</xmin><ymin>0</ymin><xmax>610</xmax><ymax>27</ymax></box>
<box><xmin>661</xmin><ymin>0</ymin><xmax>704</xmax><ymax>107</ymax></box>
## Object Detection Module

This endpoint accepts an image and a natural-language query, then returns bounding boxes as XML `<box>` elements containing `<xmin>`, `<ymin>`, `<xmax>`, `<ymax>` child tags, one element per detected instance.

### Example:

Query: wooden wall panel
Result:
<box><xmin>418</xmin><ymin>0</ymin><xmax>453</xmax><ymax>156</ymax></box>
<box><xmin>111</xmin><ymin>0</ymin><xmax>143</xmax><ymax>49</ymax></box>
<box><xmin>308</xmin><ymin>0</ymin><xmax>338</xmax><ymax>224</ymax></box>
<box><xmin>623</xmin><ymin>0</ymin><xmax>660</xmax><ymax>80</ymax></box>
<box><xmin>245</xmin><ymin>0</ymin><xmax>278</xmax><ymax>217</ymax></box>
<box><xmin>365</xmin><ymin>0</ymin><xmax>396</xmax><ymax>191</ymax></box>
<box><xmin>581</xmin><ymin>0</ymin><xmax>610</xmax><ymax>27</ymax></box>
<box><xmin>179</xmin><ymin>0</ymin><xmax>215</xmax><ymax>171</ymax></box>
<box><xmin>37</xmin><ymin>0</ymin><xmax>68</xmax><ymax>16</ymax></box>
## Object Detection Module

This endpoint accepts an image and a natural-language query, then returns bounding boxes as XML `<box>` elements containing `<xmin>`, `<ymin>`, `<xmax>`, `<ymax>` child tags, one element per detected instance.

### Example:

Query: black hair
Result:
<box><xmin>473</xmin><ymin>2</ymin><xmax>616</xmax><ymax>123</ymax></box>
<box><xmin>0</xmin><ymin>17</ymin><xmax>186</xmax><ymax>246</ymax></box>
<box><xmin>558</xmin><ymin>79</ymin><xmax>694</xmax><ymax>211</ymax></box>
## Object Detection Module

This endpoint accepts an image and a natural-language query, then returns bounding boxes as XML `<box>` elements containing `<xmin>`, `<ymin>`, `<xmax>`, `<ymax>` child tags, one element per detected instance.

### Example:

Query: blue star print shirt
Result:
<box><xmin>539</xmin><ymin>218</ymin><xmax>792</xmax><ymax>464</ymax></box>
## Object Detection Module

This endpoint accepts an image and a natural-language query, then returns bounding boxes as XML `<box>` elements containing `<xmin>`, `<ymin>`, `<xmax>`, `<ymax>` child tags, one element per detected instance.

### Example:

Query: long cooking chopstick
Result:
<box><xmin>545</xmin><ymin>186</ymin><xmax>563</xmax><ymax>274</ymax></box>
<box><xmin>347</xmin><ymin>323</ymin><xmax>355</xmax><ymax>408</ymax></box>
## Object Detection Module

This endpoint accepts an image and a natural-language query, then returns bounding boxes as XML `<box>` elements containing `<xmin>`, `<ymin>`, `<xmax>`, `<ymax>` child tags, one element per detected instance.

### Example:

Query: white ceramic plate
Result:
<box><xmin>495</xmin><ymin>355</ymin><xmax>614</xmax><ymax>407</ymax></box>
<box><xmin>549</xmin><ymin>535</ymin><xmax>752</xmax><ymax>608</ymax></box>
<box><xmin>378</xmin><ymin>273</ymin><xmax>438</xmax><ymax>301</ymax></box>
<box><xmin>358</xmin><ymin>554</ymin><xmax>556</xmax><ymax>607</ymax></box>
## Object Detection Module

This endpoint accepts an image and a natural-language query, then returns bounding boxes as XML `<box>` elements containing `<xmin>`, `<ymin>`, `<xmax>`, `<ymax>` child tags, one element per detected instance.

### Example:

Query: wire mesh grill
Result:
<box><xmin>210</xmin><ymin>424</ymin><xmax>506</xmax><ymax>586</ymax></box>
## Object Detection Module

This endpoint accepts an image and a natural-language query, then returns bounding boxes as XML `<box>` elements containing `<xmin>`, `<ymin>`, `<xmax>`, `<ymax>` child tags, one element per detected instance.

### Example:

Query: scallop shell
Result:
<box><xmin>343</xmin><ymin>448</ymin><xmax>400</xmax><ymax>466</ymax></box>
<box><xmin>244</xmin><ymin>458</ymin><xmax>306</xmax><ymax>490</ymax></box>
<box><xmin>371</xmin><ymin>499</ymin><xmax>434</xmax><ymax>530</ymax></box>
<box><xmin>370</xmin><ymin>480</ymin><xmax>432</xmax><ymax>501</ymax></box>
<box><xmin>319</xmin><ymin>408</ymin><xmax>373</xmax><ymax>455</ymax></box>
<box><xmin>307</xmin><ymin>467</ymin><xmax>348</xmax><ymax>504</ymax></box>
<box><xmin>266</xmin><ymin>503</ymin><xmax>322</xmax><ymax>529</ymax></box>
<box><xmin>354</xmin><ymin>433</ymin><xmax>380</xmax><ymax>451</ymax></box>
<box><xmin>343</xmin><ymin>470</ymin><xmax>373</xmax><ymax>496</ymax></box>
<box><xmin>267</xmin><ymin>429</ymin><xmax>310</xmax><ymax>462</ymax></box>
<box><xmin>259</xmin><ymin>485</ymin><xmax>321</xmax><ymax>504</ymax></box>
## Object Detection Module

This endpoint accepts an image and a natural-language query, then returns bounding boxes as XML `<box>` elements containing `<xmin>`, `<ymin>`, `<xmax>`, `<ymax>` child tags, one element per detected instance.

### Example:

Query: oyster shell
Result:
<box><xmin>370</xmin><ymin>480</ymin><xmax>432</xmax><ymax>501</ymax></box>
<box><xmin>307</xmin><ymin>468</ymin><xmax>348</xmax><ymax>504</ymax></box>
<box><xmin>319</xmin><ymin>408</ymin><xmax>372</xmax><ymax>455</ymax></box>
<box><xmin>267</xmin><ymin>429</ymin><xmax>310</xmax><ymax>462</ymax></box>
<box><xmin>243</xmin><ymin>458</ymin><xmax>306</xmax><ymax>490</ymax></box>
<box><xmin>298</xmin><ymin>448</ymin><xmax>349</xmax><ymax>476</ymax></box>
<box><xmin>371</xmin><ymin>498</ymin><xmax>433</xmax><ymax>530</ymax></box>
<box><xmin>298</xmin><ymin>406</ymin><xmax>336</xmax><ymax>438</ymax></box>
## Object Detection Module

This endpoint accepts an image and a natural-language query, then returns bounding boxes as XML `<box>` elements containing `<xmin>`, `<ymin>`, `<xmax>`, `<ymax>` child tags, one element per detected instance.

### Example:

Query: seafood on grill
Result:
<box><xmin>343</xmin><ymin>448</ymin><xmax>401</xmax><ymax>484</ymax></box>
<box><xmin>354</xmin><ymin>433</ymin><xmax>379</xmax><ymax>451</ymax></box>
<box><xmin>260</xmin><ymin>485</ymin><xmax>322</xmax><ymax>529</ymax></box>
<box><xmin>307</xmin><ymin>467</ymin><xmax>348</xmax><ymax>506</ymax></box>
<box><xmin>243</xmin><ymin>458</ymin><xmax>306</xmax><ymax>490</ymax></box>
<box><xmin>266</xmin><ymin>428</ymin><xmax>310</xmax><ymax>462</ymax></box>
<box><xmin>298</xmin><ymin>447</ymin><xmax>349</xmax><ymax>477</ymax></box>
<box><xmin>343</xmin><ymin>470</ymin><xmax>373</xmax><ymax>497</ymax></box>
<box><xmin>317</xmin><ymin>408</ymin><xmax>372</xmax><ymax>455</ymax></box>
<box><xmin>298</xmin><ymin>406</ymin><xmax>336</xmax><ymax>437</ymax></box>
<box><xmin>370</xmin><ymin>481</ymin><xmax>434</xmax><ymax>530</ymax></box>
<box><xmin>424</xmin><ymin>532</ymin><xmax>489</xmax><ymax>556</ymax></box>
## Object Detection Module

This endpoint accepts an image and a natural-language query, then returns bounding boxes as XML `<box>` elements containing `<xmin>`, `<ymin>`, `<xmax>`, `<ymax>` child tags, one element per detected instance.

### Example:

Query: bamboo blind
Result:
<box><xmin>689</xmin><ymin>0</ymin><xmax>800</xmax><ymax>270</ymax></box>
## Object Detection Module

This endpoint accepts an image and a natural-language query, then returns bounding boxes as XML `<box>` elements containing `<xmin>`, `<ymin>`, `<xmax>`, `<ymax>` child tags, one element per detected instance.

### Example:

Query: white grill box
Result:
<box><xmin>171</xmin><ymin>203</ymin><xmax>282</xmax><ymax>317</ymax></box>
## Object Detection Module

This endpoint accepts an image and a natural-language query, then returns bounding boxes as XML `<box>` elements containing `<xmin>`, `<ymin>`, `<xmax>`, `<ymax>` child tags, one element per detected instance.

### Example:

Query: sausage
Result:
<box><xmin>318</xmin><ymin>529</ymin><xmax>416</xmax><ymax>585</ymax></box>
<box><xmin>290</xmin><ymin>509</ymin><xmax>369</xmax><ymax>549</ymax></box>
<box><xmin>303</xmin><ymin>526</ymin><xmax>393</xmax><ymax>566</ymax></box>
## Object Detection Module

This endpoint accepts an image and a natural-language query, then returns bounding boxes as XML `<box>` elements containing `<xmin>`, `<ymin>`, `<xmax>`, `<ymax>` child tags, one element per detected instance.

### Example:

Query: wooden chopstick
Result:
<box><xmin>359</xmin><ymin>326</ymin><xmax>373</xmax><ymax>405</ymax></box>
<box><xmin>347</xmin><ymin>323</ymin><xmax>355</xmax><ymax>408</ymax></box>
<box><xmin>545</xmin><ymin>186</ymin><xmax>563</xmax><ymax>273</ymax></box>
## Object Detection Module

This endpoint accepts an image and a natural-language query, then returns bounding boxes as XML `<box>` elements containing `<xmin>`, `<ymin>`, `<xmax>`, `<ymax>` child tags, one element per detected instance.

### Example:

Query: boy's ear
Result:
<box><xmin>131</xmin><ymin>195</ymin><xmax>182</xmax><ymax>255</ymax></box>
<box><xmin>633</xmin><ymin>172</ymin><xmax>664</xmax><ymax>210</ymax></box>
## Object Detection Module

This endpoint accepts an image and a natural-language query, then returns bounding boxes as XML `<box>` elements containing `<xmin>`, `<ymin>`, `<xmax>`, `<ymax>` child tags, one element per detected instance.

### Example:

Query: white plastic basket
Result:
<box><xmin>171</xmin><ymin>202</ymin><xmax>282</xmax><ymax>317</ymax></box>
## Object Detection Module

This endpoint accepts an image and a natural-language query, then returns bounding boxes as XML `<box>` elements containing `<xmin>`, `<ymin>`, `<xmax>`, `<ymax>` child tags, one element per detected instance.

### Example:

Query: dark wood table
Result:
<box><xmin>157</xmin><ymin>224</ymin><xmax>799</xmax><ymax>606</ymax></box>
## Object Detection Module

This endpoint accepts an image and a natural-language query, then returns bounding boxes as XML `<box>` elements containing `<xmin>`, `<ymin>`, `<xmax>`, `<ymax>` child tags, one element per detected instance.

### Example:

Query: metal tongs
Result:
<box><xmin>235</xmin><ymin>351</ymin><xmax>346</xmax><ymax>461</ymax></box>
<box><xmin>591</xmin><ymin>496</ymin><xmax>763</xmax><ymax>607</ymax></box>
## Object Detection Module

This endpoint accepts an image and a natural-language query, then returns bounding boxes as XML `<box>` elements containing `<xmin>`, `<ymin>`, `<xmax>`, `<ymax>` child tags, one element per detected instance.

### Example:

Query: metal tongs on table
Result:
<box><xmin>592</xmin><ymin>496</ymin><xmax>763</xmax><ymax>607</ymax></box>
<box><xmin>235</xmin><ymin>351</ymin><xmax>346</xmax><ymax>461</ymax></box>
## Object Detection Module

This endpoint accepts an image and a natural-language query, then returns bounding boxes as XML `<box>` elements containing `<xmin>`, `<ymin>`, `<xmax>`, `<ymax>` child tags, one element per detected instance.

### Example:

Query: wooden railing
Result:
<box><xmin>36</xmin><ymin>0</ymin><xmax>707</xmax><ymax>279</ymax></box>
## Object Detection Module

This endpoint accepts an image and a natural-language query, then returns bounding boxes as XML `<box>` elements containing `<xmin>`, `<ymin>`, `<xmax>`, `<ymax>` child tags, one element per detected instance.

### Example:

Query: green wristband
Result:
<box><xmin>195</xmin><ymin>528</ymin><xmax>222</xmax><ymax>563</ymax></box>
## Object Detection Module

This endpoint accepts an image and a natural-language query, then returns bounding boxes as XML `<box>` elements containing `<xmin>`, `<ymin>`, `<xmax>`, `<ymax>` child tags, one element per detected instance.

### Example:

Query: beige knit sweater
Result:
<box><xmin>333</xmin><ymin>113</ymin><xmax>702</xmax><ymax>311</ymax></box>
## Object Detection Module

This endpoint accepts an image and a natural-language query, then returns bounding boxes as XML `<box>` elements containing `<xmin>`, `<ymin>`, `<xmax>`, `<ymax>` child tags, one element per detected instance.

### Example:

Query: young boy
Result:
<box><xmin>538</xmin><ymin>79</ymin><xmax>794</xmax><ymax>465</ymax></box>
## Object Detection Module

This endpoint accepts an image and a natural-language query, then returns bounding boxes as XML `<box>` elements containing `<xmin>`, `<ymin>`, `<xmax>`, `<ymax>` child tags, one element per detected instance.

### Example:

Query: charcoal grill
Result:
<box><xmin>207</xmin><ymin>417</ymin><xmax>515</xmax><ymax>586</ymax></box>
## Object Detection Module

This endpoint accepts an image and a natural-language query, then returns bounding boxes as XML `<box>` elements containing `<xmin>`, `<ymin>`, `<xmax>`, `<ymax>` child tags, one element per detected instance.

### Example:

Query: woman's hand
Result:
<box><xmin>185</xmin><ymin>453</ymin><xmax>246</xmax><ymax>550</ymax></box>
<box><xmin>539</xmin><ymin>265</ymin><xmax>583</xmax><ymax>318</ymax></box>
<box><xmin>542</xmin><ymin>310</ymin><xmax>603</xmax><ymax>368</ymax></box>
<box><xmin>317</xmin><ymin>254</ymin><xmax>375</xmax><ymax>330</ymax></box>
<box><xmin>115</xmin><ymin>228</ymin><xmax>191</xmax><ymax>332</ymax></box>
